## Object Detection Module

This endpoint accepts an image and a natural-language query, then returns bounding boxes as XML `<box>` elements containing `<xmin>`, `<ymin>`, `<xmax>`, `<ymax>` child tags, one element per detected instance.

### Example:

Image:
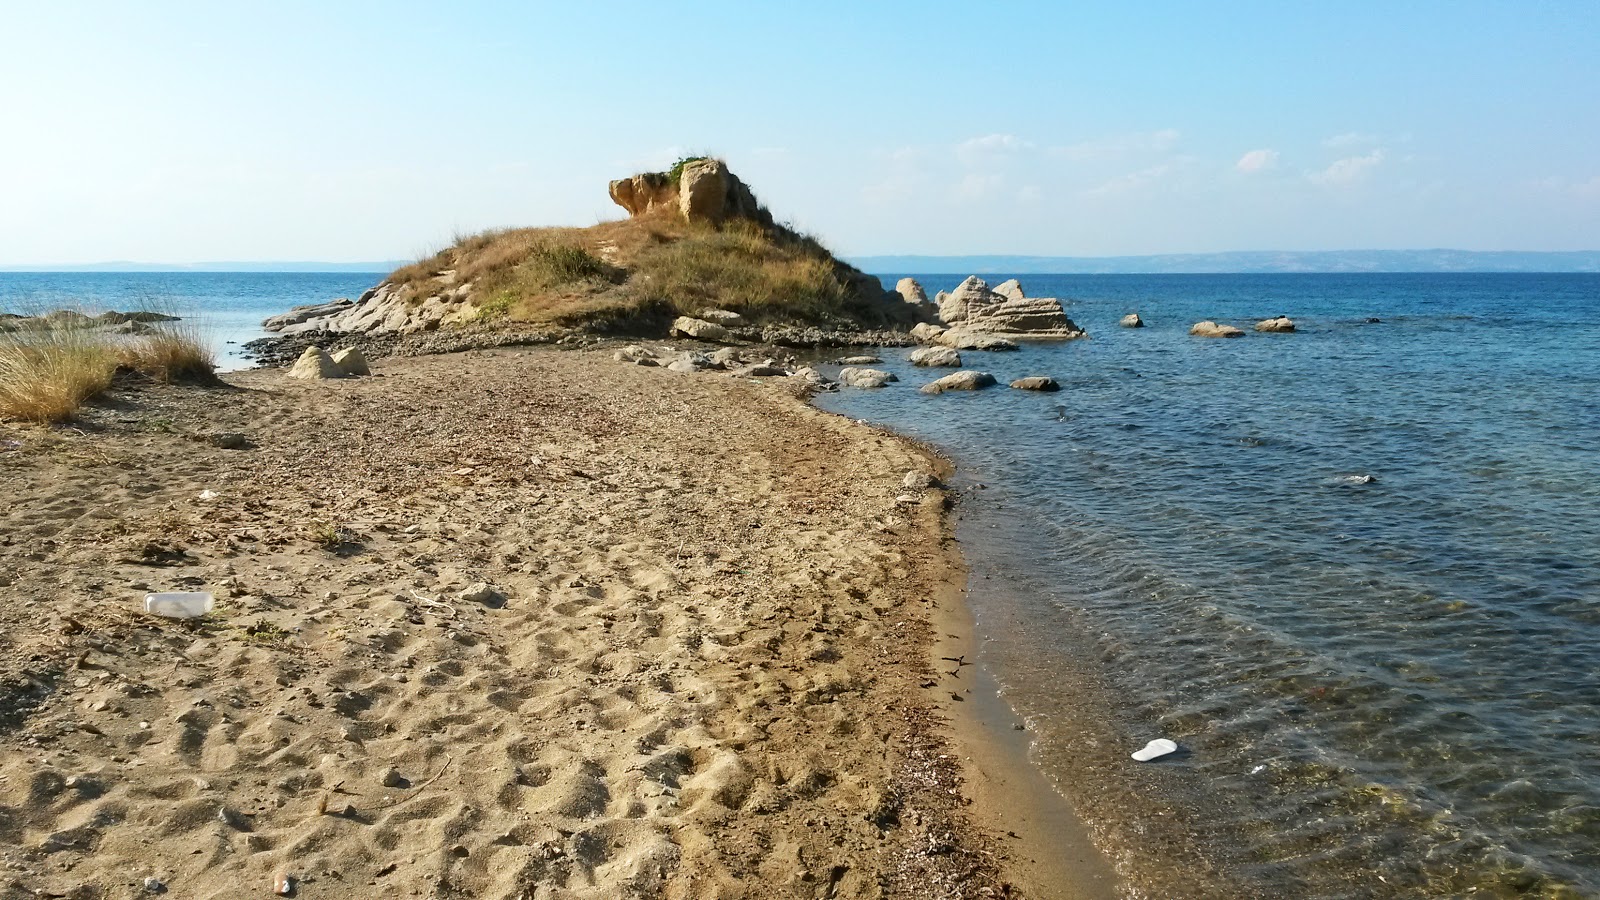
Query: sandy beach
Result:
<box><xmin>0</xmin><ymin>347</ymin><xmax>1114</xmax><ymax>899</ymax></box>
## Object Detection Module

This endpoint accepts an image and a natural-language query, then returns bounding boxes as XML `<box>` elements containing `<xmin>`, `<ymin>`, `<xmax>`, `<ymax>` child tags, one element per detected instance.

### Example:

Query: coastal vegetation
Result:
<box><xmin>0</xmin><ymin>314</ymin><xmax>215</xmax><ymax>423</ymax></box>
<box><xmin>385</xmin><ymin>212</ymin><xmax>867</xmax><ymax>331</ymax></box>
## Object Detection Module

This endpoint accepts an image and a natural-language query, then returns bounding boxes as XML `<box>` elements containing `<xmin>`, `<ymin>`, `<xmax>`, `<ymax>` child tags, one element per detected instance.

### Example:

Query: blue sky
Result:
<box><xmin>2</xmin><ymin>1</ymin><xmax>1596</xmax><ymax>263</ymax></box>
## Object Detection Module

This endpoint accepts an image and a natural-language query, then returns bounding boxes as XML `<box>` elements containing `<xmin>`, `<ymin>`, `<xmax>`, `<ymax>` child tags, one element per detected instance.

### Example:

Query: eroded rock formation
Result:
<box><xmin>934</xmin><ymin>277</ymin><xmax>1085</xmax><ymax>338</ymax></box>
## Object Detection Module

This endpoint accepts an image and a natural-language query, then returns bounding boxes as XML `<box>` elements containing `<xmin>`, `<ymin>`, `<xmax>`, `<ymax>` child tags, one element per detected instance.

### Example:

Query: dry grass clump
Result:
<box><xmin>0</xmin><ymin>316</ymin><xmax>216</xmax><ymax>423</ymax></box>
<box><xmin>117</xmin><ymin>323</ymin><xmax>216</xmax><ymax>384</ymax></box>
<box><xmin>0</xmin><ymin>327</ymin><xmax>116</xmax><ymax>423</ymax></box>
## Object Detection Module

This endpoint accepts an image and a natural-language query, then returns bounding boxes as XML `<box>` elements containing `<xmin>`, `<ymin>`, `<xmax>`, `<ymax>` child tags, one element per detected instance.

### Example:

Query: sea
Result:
<box><xmin>4</xmin><ymin>270</ymin><xmax>1598</xmax><ymax>897</ymax></box>
<box><xmin>0</xmin><ymin>272</ymin><xmax>384</xmax><ymax>370</ymax></box>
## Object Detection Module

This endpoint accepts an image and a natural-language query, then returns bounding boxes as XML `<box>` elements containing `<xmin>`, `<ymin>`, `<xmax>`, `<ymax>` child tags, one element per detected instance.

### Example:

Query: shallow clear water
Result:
<box><xmin>0</xmin><ymin>272</ymin><xmax>379</xmax><ymax>370</ymax></box>
<box><xmin>819</xmin><ymin>274</ymin><xmax>1600</xmax><ymax>898</ymax></box>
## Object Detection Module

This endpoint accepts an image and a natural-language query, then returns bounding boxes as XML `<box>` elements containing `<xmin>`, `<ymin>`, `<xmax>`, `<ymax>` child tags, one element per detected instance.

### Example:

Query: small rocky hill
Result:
<box><xmin>265</xmin><ymin>159</ymin><xmax>919</xmax><ymax>341</ymax></box>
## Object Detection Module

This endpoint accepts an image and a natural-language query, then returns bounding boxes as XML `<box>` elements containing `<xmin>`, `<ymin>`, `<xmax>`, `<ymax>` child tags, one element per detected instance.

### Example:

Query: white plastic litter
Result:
<box><xmin>144</xmin><ymin>592</ymin><xmax>214</xmax><ymax>619</ymax></box>
<box><xmin>1131</xmin><ymin>738</ymin><xmax>1178</xmax><ymax>762</ymax></box>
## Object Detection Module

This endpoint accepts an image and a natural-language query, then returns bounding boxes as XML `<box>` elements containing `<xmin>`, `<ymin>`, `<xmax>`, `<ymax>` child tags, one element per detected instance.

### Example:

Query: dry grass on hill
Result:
<box><xmin>388</xmin><ymin>212</ymin><xmax>879</xmax><ymax>330</ymax></box>
<box><xmin>0</xmin><ymin>321</ymin><xmax>215</xmax><ymax>423</ymax></box>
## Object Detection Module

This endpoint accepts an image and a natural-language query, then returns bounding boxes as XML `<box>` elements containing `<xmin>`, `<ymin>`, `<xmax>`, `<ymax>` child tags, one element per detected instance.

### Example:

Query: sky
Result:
<box><xmin>2</xmin><ymin>1</ymin><xmax>1597</xmax><ymax>264</ymax></box>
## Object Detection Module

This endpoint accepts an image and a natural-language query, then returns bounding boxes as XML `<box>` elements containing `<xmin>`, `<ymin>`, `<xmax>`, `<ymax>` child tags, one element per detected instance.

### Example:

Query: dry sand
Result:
<box><xmin>0</xmin><ymin>347</ymin><xmax>1113</xmax><ymax>899</ymax></box>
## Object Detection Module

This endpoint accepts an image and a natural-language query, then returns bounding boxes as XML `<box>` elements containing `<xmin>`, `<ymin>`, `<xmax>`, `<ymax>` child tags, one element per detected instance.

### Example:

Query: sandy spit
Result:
<box><xmin>0</xmin><ymin>347</ymin><xmax>1081</xmax><ymax>899</ymax></box>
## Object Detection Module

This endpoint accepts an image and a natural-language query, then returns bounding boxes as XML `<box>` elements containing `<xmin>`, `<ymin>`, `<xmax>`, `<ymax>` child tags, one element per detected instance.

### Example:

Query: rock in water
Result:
<box><xmin>934</xmin><ymin>276</ymin><xmax>1085</xmax><ymax>338</ymax></box>
<box><xmin>838</xmin><ymin>367</ymin><xmax>898</xmax><ymax>388</ymax></box>
<box><xmin>910</xmin><ymin>347</ymin><xmax>962</xmax><ymax>367</ymax></box>
<box><xmin>919</xmin><ymin>371</ymin><xmax>997</xmax><ymax>395</ymax></box>
<box><xmin>1189</xmin><ymin>321</ymin><xmax>1246</xmax><ymax>338</ymax></box>
<box><xmin>1009</xmin><ymin>376</ymin><xmax>1060</xmax><ymax>391</ymax></box>
<box><xmin>940</xmin><ymin>328</ymin><xmax>1019</xmax><ymax>351</ymax></box>
<box><xmin>671</xmin><ymin>316</ymin><xmax>732</xmax><ymax>342</ymax></box>
<box><xmin>1120</xmin><ymin>313</ymin><xmax>1145</xmax><ymax>328</ymax></box>
<box><xmin>286</xmin><ymin>346</ymin><xmax>342</xmax><ymax>379</ymax></box>
<box><xmin>331</xmin><ymin>347</ymin><xmax>371</xmax><ymax>376</ymax></box>
<box><xmin>1255</xmin><ymin>316</ymin><xmax>1295</xmax><ymax>333</ymax></box>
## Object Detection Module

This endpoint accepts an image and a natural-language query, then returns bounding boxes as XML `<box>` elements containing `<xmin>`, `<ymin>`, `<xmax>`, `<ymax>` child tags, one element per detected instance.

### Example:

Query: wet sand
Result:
<box><xmin>0</xmin><ymin>347</ymin><xmax>1116</xmax><ymax>899</ymax></box>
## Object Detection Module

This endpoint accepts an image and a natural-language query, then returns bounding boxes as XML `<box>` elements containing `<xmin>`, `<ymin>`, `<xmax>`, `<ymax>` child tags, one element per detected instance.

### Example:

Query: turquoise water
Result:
<box><xmin>817</xmin><ymin>274</ymin><xmax>1600</xmax><ymax>897</ymax></box>
<box><xmin>0</xmin><ymin>272</ymin><xmax>380</xmax><ymax>369</ymax></box>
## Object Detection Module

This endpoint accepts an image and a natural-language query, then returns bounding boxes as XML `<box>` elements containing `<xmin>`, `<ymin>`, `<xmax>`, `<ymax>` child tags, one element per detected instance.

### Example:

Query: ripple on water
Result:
<box><xmin>820</xmin><ymin>273</ymin><xmax>1600</xmax><ymax>897</ymax></box>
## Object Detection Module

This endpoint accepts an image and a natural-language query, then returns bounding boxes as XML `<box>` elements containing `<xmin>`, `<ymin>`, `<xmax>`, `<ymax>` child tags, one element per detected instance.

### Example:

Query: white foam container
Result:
<box><xmin>144</xmin><ymin>592</ymin><xmax>214</xmax><ymax>618</ymax></box>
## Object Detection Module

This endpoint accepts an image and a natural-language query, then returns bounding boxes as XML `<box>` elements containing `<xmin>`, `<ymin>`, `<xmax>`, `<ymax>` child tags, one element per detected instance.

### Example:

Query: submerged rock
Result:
<box><xmin>1189</xmin><ymin>321</ymin><xmax>1245</xmax><ymax>338</ymax></box>
<box><xmin>1009</xmin><ymin>376</ymin><xmax>1060</xmax><ymax>391</ymax></box>
<box><xmin>838</xmin><ymin>367</ymin><xmax>898</xmax><ymax>389</ymax></box>
<box><xmin>919</xmin><ymin>371</ymin><xmax>997</xmax><ymax>395</ymax></box>
<box><xmin>910</xmin><ymin>347</ymin><xmax>962</xmax><ymax>367</ymax></box>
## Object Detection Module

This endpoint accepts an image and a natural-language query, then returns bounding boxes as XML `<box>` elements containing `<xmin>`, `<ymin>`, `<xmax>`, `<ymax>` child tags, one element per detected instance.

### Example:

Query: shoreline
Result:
<box><xmin>0</xmin><ymin>345</ymin><xmax>1116</xmax><ymax>898</ymax></box>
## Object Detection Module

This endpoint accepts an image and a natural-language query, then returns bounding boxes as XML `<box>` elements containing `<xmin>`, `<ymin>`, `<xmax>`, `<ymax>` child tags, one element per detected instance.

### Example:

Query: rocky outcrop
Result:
<box><xmin>838</xmin><ymin>367</ymin><xmax>897</xmax><ymax>388</ymax></box>
<box><xmin>896</xmin><ymin>278</ymin><xmax>928</xmax><ymax>305</ymax></box>
<box><xmin>1255</xmin><ymin>316</ymin><xmax>1295</xmax><ymax>333</ymax></box>
<box><xmin>910</xmin><ymin>347</ymin><xmax>962</xmax><ymax>367</ymax></box>
<box><xmin>286</xmin><ymin>346</ymin><xmax>341</xmax><ymax>379</ymax></box>
<box><xmin>1190</xmin><ymin>321</ymin><xmax>1245</xmax><ymax>338</ymax></box>
<box><xmin>671</xmin><ymin>316</ymin><xmax>732</xmax><ymax>342</ymax></box>
<box><xmin>607</xmin><ymin>172</ymin><xmax>675</xmax><ymax>217</ymax></box>
<box><xmin>677</xmin><ymin>159</ymin><xmax>769</xmax><ymax>226</ymax></box>
<box><xmin>919</xmin><ymin>371</ymin><xmax>997</xmax><ymax>395</ymax></box>
<box><xmin>1120</xmin><ymin>313</ymin><xmax>1145</xmax><ymax>328</ymax></box>
<box><xmin>934</xmin><ymin>276</ymin><xmax>1085</xmax><ymax>338</ymax></box>
<box><xmin>1009</xmin><ymin>376</ymin><xmax>1059</xmax><ymax>391</ymax></box>
<box><xmin>263</xmin><ymin>300</ymin><xmax>355</xmax><ymax>332</ymax></box>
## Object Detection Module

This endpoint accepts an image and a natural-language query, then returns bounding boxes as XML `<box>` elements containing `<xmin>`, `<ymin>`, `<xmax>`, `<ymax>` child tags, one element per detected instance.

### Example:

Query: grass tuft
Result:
<box><xmin>0</xmin><ymin>327</ymin><xmax>117</xmax><ymax>423</ymax></box>
<box><xmin>117</xmin><ymin>323</ymin><xmax>217</xmax><ymax>384</ymax></box>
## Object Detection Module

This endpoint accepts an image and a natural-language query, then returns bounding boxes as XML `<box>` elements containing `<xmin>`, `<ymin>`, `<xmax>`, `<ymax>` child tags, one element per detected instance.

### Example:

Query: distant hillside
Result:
<box><xmin>0</xmin><ymin>261</ymin><xmax>403</xmax><ymax>273</ymax></box>
<box><xmin>850</xmin><ymin>250</ymin><xmax>1600</xmax><ymax>275</ymax></box>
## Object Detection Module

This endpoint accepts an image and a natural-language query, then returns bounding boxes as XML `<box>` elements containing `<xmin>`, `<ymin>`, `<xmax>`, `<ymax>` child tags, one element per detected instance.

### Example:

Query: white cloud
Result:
<box><xmin>1087</xmin><ymin>164</ymin><xmax>1172</xmax><ymax>196</ymax></box>
<box><xmin>1311</xmin><ymin>149</ymin><xmax>1385</xmax><ymax>186</ymax></box>
<box><xmin>1324</xmin><ymin>132</ymin><xmax>1380</xmax><ymax>149</ymax></box>
<box><xmin>1236</xmin><ymin>149</ymin><xmax>1279</xmax><ymax>173</ymax></box>
<box><xmin>1053</xmin><ymin>129</ymin><xmax>1180</xmax><ymax>162</ymax></box>
<box><xmin>955</xmin><ymin>133</ymin><xmax>1032</xmax><ymax>165</ymax></box>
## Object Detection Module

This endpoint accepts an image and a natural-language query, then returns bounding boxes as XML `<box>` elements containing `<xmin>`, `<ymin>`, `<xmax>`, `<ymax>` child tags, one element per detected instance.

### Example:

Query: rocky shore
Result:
<box><xmin>0</xmin><ymin>347</ymin><xmax>1105</xmax><ymax>899</ymax></box>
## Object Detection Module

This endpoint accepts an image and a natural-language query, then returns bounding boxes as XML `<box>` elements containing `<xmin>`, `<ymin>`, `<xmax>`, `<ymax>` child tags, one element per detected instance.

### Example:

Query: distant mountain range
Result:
<box><xmin>849</xmin><ymin>250</ymin><xmax>1600</xmax><ymax>275</ymax></box>
<box><xmin>0</xmin><ymin>261</ymin><xmax>404</xmax><ymax>273</ymax></box>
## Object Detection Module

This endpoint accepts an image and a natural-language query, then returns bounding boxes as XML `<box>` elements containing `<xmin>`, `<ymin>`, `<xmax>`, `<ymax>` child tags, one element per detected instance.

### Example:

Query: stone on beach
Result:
<box><xmin>838</xmin><ymin>367</ymin><xmax>898</xmax><ymax>389</ymax></box>
<box><xmin>286</xmin><ymin>347</ymin><xmax>342</xmax><ymax>379</ymax></box>
<box><xmin>1189</xmin><ymin>321</ymin><xmax>1245</xmax><ymax>338</ymax></box>
<box><xmin>1255</xmin><ymin>316</ymin><xmax>1296</xmax><ymax>333</ymax></box>
<box><xmin>1009</xmin><ymin>376</ymin><xmax>1060</xmax><ymax>391</ymax></box>
<box><xmin>671</xmin><ymin>316</ymin><xmax>732</xmax><ymax>342</ymax></box>
<box><xmin>919</xmin><ymin>371</ymin><xmax>997</xmax><ymax>395</ymax></box>
<box><xmin>1120</xmin><ymin>313</ymin><xmax>1145</xmax><ymax>328</ymax></box>
<box><xmin>331</xmin><ymin>347</ymin><xmax>371</xmax><ymax>376</ymax></box>
<box><xmin>910</xmin><ymin>347</ymin><xmax>962</xmax><ymax>367</ymax></box>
